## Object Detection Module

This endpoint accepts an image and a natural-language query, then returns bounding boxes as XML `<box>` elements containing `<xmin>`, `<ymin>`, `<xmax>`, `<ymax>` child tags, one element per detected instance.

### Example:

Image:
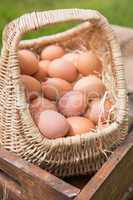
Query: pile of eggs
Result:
<box><xmin>19</xmin><ymin>44</ymin><xmax>113</xmax><ymax>139</ymax></box>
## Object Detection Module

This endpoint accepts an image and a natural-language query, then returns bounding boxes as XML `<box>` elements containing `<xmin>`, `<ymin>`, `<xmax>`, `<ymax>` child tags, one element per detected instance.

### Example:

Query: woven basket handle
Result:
<box><xmin>2</xmin><ymin>9</ymin><xmax>102</xmax><ymax>48</ymax></box>
<box><xmin>1</xmin><ymin>8</ymin><xmax>127</xmax><ymax>125</ymax></box>
<box><xmin>6</xmin><ymin>9</ymin><xmax>99</xmax><ymax>31</ymax></box>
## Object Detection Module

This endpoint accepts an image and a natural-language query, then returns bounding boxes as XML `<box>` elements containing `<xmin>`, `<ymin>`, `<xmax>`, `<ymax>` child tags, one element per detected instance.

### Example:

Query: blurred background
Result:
<box><xmin>0</xmin><ymin>0</ymin><xmax>132</xmax><ymax>48</ymax></box>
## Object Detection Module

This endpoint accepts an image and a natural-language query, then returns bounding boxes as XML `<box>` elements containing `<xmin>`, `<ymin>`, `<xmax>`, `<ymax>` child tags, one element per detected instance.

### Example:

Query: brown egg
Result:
<box><xmin>63</xmin><ymin>51</ymin><xmax>102</xmax><ymax>76</ymax></box>
<box><xmin>41</xmin><ymin>45</ymin><xmax>65</xmax><ymax>60</ymax></box>
<box><xmin>30</xmin><ymin>97</ymin><xmax>57</xmax><ymax>123</ymax></box>
<box><xmin>42</xmin><ymin>78</ymin><xmax>72</xmax><ymax>101</ymax></box>
<box><xmin>48</xmin><ymin>58</ymin><xmax>78</xmax><ymax>82</ymax></box>
<box><xmin>33</xmin><ymin>60</ymin><xmax>50</xmax><ymax>81</ymax></box>
<box><xmin>62</xmin><ymin>53</ymin><xmax>78</xmax><ymax>64</ymax></box>
<box><xmin>21</xmin><ymin>75</ymin><xmax>41</xmax><ymax>100</ymax></box>
<box><xmin>84</xmin><ymin>99</ymin><xmax>113</xmax><ymax>124</ymax></box>
<box><xmin>67</xmin><ymin>117</ymin><xmax>95</xmax><ymax>136</ymax></box>
<box><xmin>71</xmin><ymin>74</ymin><xmax>83</xmax><ymax>87</ymax></box>
<box><xmin>18</xmin><ymin>49</ymin><xmax>39</xmax><ymax>75</ymax></box>
<box><xmin>76</xmin><ymin>51</ymin><xmax>102</xmax><ymax>76</ymax></box>
<box><xmin>73</xmin><ymin>75</ymin><xmax>106</xmax><ymax>98</ymax></box>
<box><xmin>58</xmin><ymin>91</ymin><xmax>87</xmax><ymax>117</ymax></box>
<box><xmin>38</xmin><ymin>110</ymin><xmax>69</xmax><ymax>139</ymax></box>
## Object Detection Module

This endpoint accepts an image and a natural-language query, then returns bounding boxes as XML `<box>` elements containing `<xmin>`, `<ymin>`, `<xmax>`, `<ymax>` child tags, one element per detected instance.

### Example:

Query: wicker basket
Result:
<box><xmin>0</xmin><ymin>9</ymin><xmax>128</xmax><ymax>177</ymax></box>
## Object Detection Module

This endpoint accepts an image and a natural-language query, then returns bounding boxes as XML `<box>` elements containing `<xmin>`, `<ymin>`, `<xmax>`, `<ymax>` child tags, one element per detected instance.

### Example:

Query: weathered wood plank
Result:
<box><xmin>74</xmin><ymin>131</ymin><xmax>133</xmax><ymax>200</ymax></box>
<box><xmin>0</xmin><ymin>149</ymin><xmax>80</xmax><ymax>200</ymax></box>
<box><xmin>122</xmin><ymin>183</ymin><xmax>133</xmax><ymax>200</ymax></box>
<box><xmin>64</xmin><ymin>175</ymin><xmax>92</xmax><ymax>190</ymax></box>
<box><xmin>0</xmin><ymin>171</ymin><xmax>23</xmax><ymax>200</ymax></box>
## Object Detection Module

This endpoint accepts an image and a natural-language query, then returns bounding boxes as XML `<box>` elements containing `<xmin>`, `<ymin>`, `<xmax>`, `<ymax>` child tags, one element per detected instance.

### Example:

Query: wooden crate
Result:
<box><xmin>0</xmin><ymin>25</ymin><xmax>133</xmax><ymax>200</ymax></box>
<box><xmin>0</xmin><ymin>129</ymin><xmax>133</xmax><ymax>200</ymax></box>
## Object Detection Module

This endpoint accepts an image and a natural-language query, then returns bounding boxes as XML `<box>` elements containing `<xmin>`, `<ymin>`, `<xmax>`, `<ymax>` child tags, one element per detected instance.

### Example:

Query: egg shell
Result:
<box><xmin>41</xmin><ymin>45</ymin><xmax>65</xmax><ymax>60</ymax></box>
<box><xmin>84</xmin><ymin>99</ymin><xmax>113</xmax><ymax>124</ymax></box>
<box><xmin>30</xmin><ymin>97</ymin><xmax>57</xmax><ymax>123</ymax></box>
<box><xmin>62</xmin><ymin>53</ymin><xmax>78</xmax><ymax>65</ymax></box>
<box><xmin>38</xmin><ymin>110</ymin><xmax>69</xmax><ymax>139</ymax></box>
<box><xmin>58</xmin><ymin>91</ymin><xmax>87</xmax><ymax>117</ymax></box>
<box><xmin>42</xmin><ymin>78</ymin><xmax>72</xmax><ymax>101</ymax></box>
<box><xmin>67</xmin><ymin>117</ymin><xmax>95</xmax><ymax>136</ymax></box>
<box><xmin>18</xmin><ymin>49</ymin><xmax>39</xmax><ymax>75</ymax></box>
<box><xmin>63</xmin><ymin>51</ymin><xmax>102</xmax><ymax>76</ymax></box>
<box><xmin>76</xmin><ymin>51</ymin><xmax>102</xmax><ymax>76</ymax></box>
<box><xmin>48</xmin><ymin>58</ymin><xmax>78</xmax><ymax>82</ymax></box>
<box><xmin>71</xmin><ymin>74</ymin><xmax>83</xmax><ymax>87</ymax></box>
<box><xmin>73</xmin><ymin>75</ymin><xmax>106</xmax><ymax>98</ymax></box>
<box><xmin>21</xmin><ymin>75</ymin><xmax>41</xmax><ymax>100</ymax></box>
<box><xmin>33</xmin><ymin>60</ymin><xmax>50</xmax><ymax>81</ymax></box>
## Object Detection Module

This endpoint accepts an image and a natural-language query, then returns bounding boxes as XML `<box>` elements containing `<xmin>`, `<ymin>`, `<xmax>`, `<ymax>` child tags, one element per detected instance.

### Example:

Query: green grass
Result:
<box><xmin>0</xmin><ymin>0</ymin><xmax>132</xmax><ymax>48</ymax></box>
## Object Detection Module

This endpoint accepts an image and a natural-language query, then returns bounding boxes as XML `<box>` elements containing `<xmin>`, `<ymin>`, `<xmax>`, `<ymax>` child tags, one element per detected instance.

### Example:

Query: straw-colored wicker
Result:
<box><xmin>0</xmin><ymin>9</ymin><xmax>128</xmax><ymax>177</ymax></box>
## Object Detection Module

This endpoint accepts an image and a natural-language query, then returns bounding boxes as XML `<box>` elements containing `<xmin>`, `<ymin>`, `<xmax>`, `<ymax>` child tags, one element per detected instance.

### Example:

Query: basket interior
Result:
<box><xmin>19</xmin><ymin>23</ymin><xmax>117</xmax><ymax>136</ymax></box>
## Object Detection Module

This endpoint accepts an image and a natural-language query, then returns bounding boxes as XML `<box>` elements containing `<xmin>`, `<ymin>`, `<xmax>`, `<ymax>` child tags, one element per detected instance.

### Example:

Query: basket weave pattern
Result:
<box><xmin>0</xmin><ymin>9</ymin><xmax>128</xmax><ymax>177</ymax></box>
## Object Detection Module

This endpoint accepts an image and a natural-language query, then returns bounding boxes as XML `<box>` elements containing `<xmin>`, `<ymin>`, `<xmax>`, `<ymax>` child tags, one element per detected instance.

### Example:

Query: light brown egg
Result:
<box><xmin>58</xmin><ymin>91</ymin><xmax>87</xmax><ymax>117</ymax></box>
<box><xmin>18</xmin><ymin>49</ymin><xmax>39</xmax><ymax>75</ymax></box>
<box><xmin>84</xmin><ymin>99</ymin><xmax>113</xmax><ymax>124</ymax></box>
<box><xmin>30</xmin><ymin>97</ymin><xmax>57</xmax><ymax>123</ymax></box>
<box><xmin>41</xmin><ymin>45</ymin><xmax>65</xmax><ymax>60</ymax></box>
<box><xmin>75</xmin><ymin>51</ymin><xmax>102</xmax><ymax>76</ymax></box>
<box><xmin>33</xmin><ymin>60</ymin><xmax>50</xmax><ymax>81</ymax></box>
<box><xmin>21</xmin><ymin>75</ymin><xmax>41</xmax><ymax>100</ymax></box>
<box><xmin>62</xmin><ymin>53</ymin><xmax>78</xmax><ymax>64</ymax></box>
<box><xmin>73</xmin><ymin>75</ymin><xmax>106</xmax><ymax>98</ymax></box>
<box><xmin>48</xmin><ymin>58</ymin><xmax>78</xmax><ymax>82</ymax></box>
<box><xmin>67</xmin><ymin>117</ymin><xmax>95</xmax><ymax>136</ymax></box>
<box><xmin>63</xmin><ymin>51</ymin><xmax>102</xmax><ymax>76</ymax></box>
<box><xmin>38</xmin><ymin>110</ymin><xmax>69</xmax><ymax>139</ymax></box>
<box><xmin>42</xmin><ymin>78</ymin><xmax>72</xmax><ymax>101</ymax></box>
<box><xmin>71</xmin><ymin>74</ymin><xmax>83</xmax><ymax>87</ymax></box>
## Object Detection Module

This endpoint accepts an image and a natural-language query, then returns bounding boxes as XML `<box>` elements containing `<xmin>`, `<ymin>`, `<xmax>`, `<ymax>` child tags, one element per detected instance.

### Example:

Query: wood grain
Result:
<box><xmin>74</xmin><ymin>131</ymin><xmax>133</xmax><ymax>200</ymax></box>
<box><xmin>0</xmin><ymin>149</ymin><xmax>80</xmax><ymax>200</ymax></box>
<box><xmin>0</xmin><ymin>170</ymin><xmax>23</xmax><ymax>200</ymax></box>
